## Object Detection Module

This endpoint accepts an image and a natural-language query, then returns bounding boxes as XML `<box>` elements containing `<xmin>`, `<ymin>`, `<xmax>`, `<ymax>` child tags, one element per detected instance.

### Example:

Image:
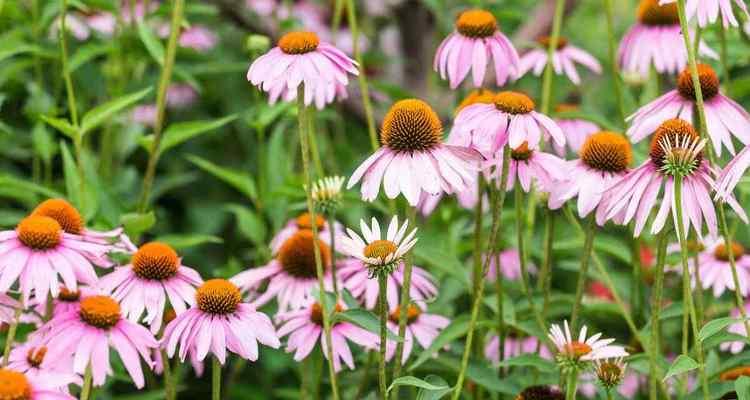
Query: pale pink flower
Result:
<box><xmin>0</xmin><ymin>368</ymin><xmax>76</xmax><ymax>400</ymax></box>
<box><xmin>619</xmin><ymin>0</ymin><xmax>717</xmax><ymax>77</ymax></box>
<box><xmin>50</xmin><ymin>14</ymin><xmax>91</xmax><ymax>41</ymax></box>
<box><xmin>548</xmin><ymin>320</ymin><xmax>629</xmax><ymax>362</ymax></box>
<box><xmin>131</xmin><ymin>104</ymin><xmax>157</xmax><ymax>127</ymax></box>
<box><xmin>627</xmin><ymin>64</ymin><xmax>750</xmax><ymax>156</ymax></box>
<box><xmin>518</xmin><ymin>37</ymin><xmax>601</xmax><ymax>85</ymax></box>
<box><xmin>30</xmin><ymin>286</ymin><xmax>98</xmax><ymax>325</ymax></box>
<box><xmin>179</xmin><ymin>26</ymin><xmax>217</xmax><ymax>52</ymax></box>
<box><xmin>678</xmin><ymin>237</ymin><xmax>750</xmax><ymax>297</ymax></box>
<box><xmin>99</xmin><ymin>242</ymin><xmax>203</xmax><ymax>334</ymax></box>
<box><xmin>276</xmin><ymin>300</ymin><xmax>377</xmax><ymax>371</ymax></box>
<box><xmin>246</xmin><ymin>0</ymin><xmax>276</xmax><ymax>16</ymax></box>
<box><xmin>659</xmin><ymin>0</ymin><xmax>749</xmax><ymax>27</ymax></box>
<box><xmin>716</xmin><ymin>144</ymin><xmax>750</xmax><ymax>200</ymax></box>
<box><xmin>166</xmin><ymin>84</ymin><xmax>198</xmax><ymax>109</ymax></box>
<box><xmin>384</xmin><ymin>305</ymin><xmax>449</xmax><ymax>364</ymax></box>
<box><xmin>163</xmin><ymin>279</ymin><xmax>280</xmax><ymax>364</ymax></box>
<box><xmin>434</xmin><ymin>9</ymin><xmax>520</xmax><ymax>88</ymax></box>
<box><xmin>486</xmin><ymin>249</ymin><xmax>537</xmax><ymax>282</ymax></box>
<box><xmin>448</xmin><ymin>89</ymin><xmax>499</xmax><ymax>158</ymax></box>
<box><xmin>338</xmin><ymin>216</ymin><xmax>417</xmax><ymax>273</ymax></box>
<box><xmin>453</xmin><ymin>91</ymin><xmax>565</xmax><ymax>153</ymax></box>
<box><xmin>486</xmin><ymin>142</ymin><xmax>568</xmax><ymax>193</ymax></box>
<box><xmin>337</xmin><ymin>258</ymin><xmax>437</xmax><ymax>310</ymax></box>
<box><xmin>0</xmin><ymin>215</ymin><xmax>115</xmax><ymax>303</ymax></box>
<box><xmin>484</xmin><ymin>334</ymin><xmax>551</xmax><ymax>364</ymax></box>
<box><xmin>153</xmin><ymin>344</ymin><xmax>204</xmax><ymax>377</ymax></box>
<box><xmin>720</xmin><ymin>302</ymin><xmax>750</xmax><ymax>353</ymax></box>
<box><xmin>269</xmin><ymin>213</ymin><xmax>341</xmax><ymax>254</ymax></box>
<box><xmin>232</xmin><ymin>230</ymin><xmax>335</xmax><ymax>312</ymax></box>
<box><xmin>551</xmin><ymin>105</ymin><xmax>600</xmax><ymax>156</ymax></box>
<box><xmin>8</xmin><ymin>339</ymin><xmax>81</xmax><ymax>389</ymax></box>
<box><xmin>415</xmin><ymin>183</ymin><xmax>482</xmax><ymax>216</ymax></box>
<box><xmin>41</xmin><ymin>295</ymin><xmax>158</xmax><ymax>388</ymax></box>
<box><xmin>85</xmin><ymin>12</ymin><xmax>116</xmax><ymax>36</ymax></box>
<box><xmin>0</xmin><ymin>293</ymin><xmax>18</xmax><ymax>324</ymax></box>
<box><xmin>549</xmin><ymin>132</ymin><xmax>632</xmax><ymax>224</ymax></box>
<box><xmin>247</xmin><ymin>31</ymin><xmax>358</xmax><ymax>109</ymax></box>
<box><xmin>347</xmin><ymin>99</ymin><xmax>480</xmax><ymax>206</ymax></box>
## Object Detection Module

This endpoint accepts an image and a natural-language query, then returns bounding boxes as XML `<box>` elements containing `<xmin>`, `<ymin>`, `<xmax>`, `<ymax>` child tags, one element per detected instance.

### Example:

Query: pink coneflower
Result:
<box><xmin>454</xmin><ymin>91</ymin><xmax>565</xmax><ymax>153</ymax></box>
<box><xmin>0</xmin><ymin>293</ymin><xmax>19</xmax><ymax>324</ymax></box>
<box><xmin>131</xmin><ymin>104</ymin><xmax>157</xmax><ymax>127</ymax></box>
<box><xmin>0</xmin><ymin>215</ymin><xmax>115</xmax><ymax>303</ymax></box>
<box><xmin>627</xmin><ymin>64</ymin><xmax>750</xmax><ymax>156</ymax></box>
<box><xmin>518</xmin><ymin>36</ymin><xmax>601</xmax><ymax>85</ymax></box>
<box><xmin>548</xmin><ymin>320</ymin><xmax>629</xmax><ymax>364</ymax></box>
<box><xmin>8</xmin><ymin>340</ymin><xmax>81</xmax><ymax>388</ymax></box>
<box><xmin>163</xmin><ymin>279</ymin><xmax>280</xmax><ymax>364</ymax></box>
<box><xmin>552</xmin><ymin>104</ymin><xmax>600</xmax><ymax>157</ymax></box>
<box><xmin>484</xmin><ymin>333</ymin><xmax>551</xmax><ymax>364</ymax></box>
<box><xmin>338</xmin><ymin>216</ymin><xmax>417</xmax><ymax>275</ymax></box>
<box><xmin>384</xmin><ymin>305</ymin><xmax>449</xmax><ymax>364</ymax></box>
<box><xmin>659</xmin><ymin>0</ymin><xmax>749</xmax><ymax>27</ymax></box>
<box><xmin>99</xmin><ymin>242</ymin><xmax>203</xmax><ymax>333</ymax></box>
<box><xmin>50</xmin><ymin>14</ymin><xmax>91</xmax><ymax>41</ymax></box>
<box><xmin>269</xmin><ymin>212</ymin><xmax>339</xmax><ymax>254</ymax></box>
<box><xmin>337</xmin><ymin>258</ymin><xmax>437</xmax><ymax>310</ymax></box>
<box><xmin>720</xmin><ymin>302</ymin><xmax>750</xmax><ymax>353</ymax></box>
<box><xmin>487</xmin><ymin>142</ymin><xmax>568</xmax><ymax>193</ymax></box>
<box><xmin>41</xmin><ymin>295</ymin><xmax>158</xmax><ymax>387</ymax></box>
<box><xmin>716</xmin><ymin>144</ymin><xmax>750</xmax><ymax>201</ymax></box>
<box><xmin>276</xmin><ymin>300</ymin><xmax>377</xmax><ymax>371</ymax></box>
<box><xmin>247</xmin><ymin>31</ymin><xmax>358</xmax><ymax>110</ymax></box>
<box><xmin>601</xmin><ymin>119</ymin><xmax>747</xmax><ymax>237</ymax></box>
<box><xmin>0</xmin><ymin>368</ymin><xmax>76</xmax><ymax>400</ymax></box>
<box><xmin>30</xmin><ymin>286</ymin><xmax>97</xmax><ymax>324</ymax></box>
<box><xmin>179</xmin><ymin>26</ymin><xmax>217</xmax><ymax>52</ymax></box>
<box><xmin>347</xmin><ymin>99</ymin><xmax>480</xmax><ymax>206</ymax></box>
<box><xmin>433</xmin><ymin>9</ymin><xmax>520</xmax><ymax>88</ymax></box>
<box><xmin>232</xmin><ymin>230</ymin><xmax>334</xmax><ymax>311</ymax></box>
<box><xmin>549</xmin><ymin>132</ymin><xmax>632</xmax><ymax>224</ymax></box>
<box><xmin>486</xmin><ymin>249</ymin><xmax>537</xmax><ymax>282</ymax></box>
<box><xmin>415</xmin><ymin>183</ymin><xmax>481</xmax><ymax>216</ymax></box>
<box><xmin>619</xmin><ymin>0</ymin><xmax>717</xmax><ymax>77</ymax></box>
<box><xmin>679</xmin><ymin>238</ymin><xmax>750</xmax><ymax>297</ymax></box>
<box><xmin>448</xmin><ymin>89</ymin><xmax>499</xmax><ymax>158</ymax></box>
<box><xmin>166</xmin><ymin>84</ymin><xmax>198</xmax><ymax>109</ymax></box>
<box><xmin>153</xmin><ymin>310</ymin><xmax>204</xmax><ymax>377</ymax></box>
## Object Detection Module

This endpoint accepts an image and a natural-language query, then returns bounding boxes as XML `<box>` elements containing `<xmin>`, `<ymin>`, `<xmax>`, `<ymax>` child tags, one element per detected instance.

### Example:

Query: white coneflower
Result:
<box><xmin>548</xmin><ymin>320</ymin><xmax>629</xmax><ymax>372</ymax></box>
<box><xmin>308</xmin><ymin>175</ymin><xmax>345</xmax><ymax>215</ymax></box>
<box><xmin>657</xmin><ymin>133</ymin><xmax>707</xmax><ymax>178</ymax></box>
<box><xmin>338</xmin><ymin>216</ymin><xmax>417</xmax><ymax>276</ymax></box>
<box><xmin>594</xmin><ymin>358</ymin><xmax>627</xmax><ymax>390</ymax></box>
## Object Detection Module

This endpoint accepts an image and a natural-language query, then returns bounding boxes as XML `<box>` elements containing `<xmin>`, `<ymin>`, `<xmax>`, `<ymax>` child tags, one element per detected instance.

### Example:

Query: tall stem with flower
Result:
<box><xmin>570</xmin><ymin>215</ymin><xmax>595</xmax><ymax>330</ymax></box>
<box><xmin>391</xmin><ymin>206</ymin><xmax>417</xmax><ymax>385</ymax></box>
<box><xmin>648</xmin><ymin>227</ymin><xmax>669</xmax><ymax>400</ymax></box>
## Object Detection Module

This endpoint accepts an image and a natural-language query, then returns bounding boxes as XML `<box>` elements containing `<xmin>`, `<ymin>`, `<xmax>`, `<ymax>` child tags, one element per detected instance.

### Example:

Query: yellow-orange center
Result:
<box><xmin>381</xmin><ymin>99</ymin><xmax>443</xmax><ymax>152</ymax></box>
<box><xmin>26</xmin><ymin>347</ymin><xmax>47</xmax><ymax>368</ymax></box>
<box><xmin>31</xmin><ymin>198</ymin><xmax>83</xmax><ymax>234</ymax></box>
<box><xmin>637</xmin><ymin>0</ymin><xmax>679</xmax><ymax>25</ymax></box>
<box><xmin>388</xmin><ymin>304</ymin><xmax>421</xmax><ymax>324</ymax></box>
<box><xmin>58</xmin><ymin>286</ymin><xmax>80</xmax><ymax>302</ymax></box>
<box><xmin>310</xmin><ymin>302</ymin><xmax>343</xmax><ymax>326</ymax></box>
<box><xmin>295</xmin><ymin>212</ymin><xmax>326</xmax><ymax>231</ymax></box>
<box><xmin>363</xmin><ymin>239</ymin><xmax>398</xmax><ymax>261</ymax></box>
<box><xmin>278</xmin><ymin>31</ymin><xmax>320</xmax><ymax>54</ymax></box>
<box><xmin>494</xmin><ymin>91</ymin><xmax>535</xmax><ymax>115</ymax></box>
<box><xmin>79</xmin><ymin>296</ymin><xmax>121</xmax><ymax>329</ymax></box>
<box><xmin>580</xmin><ymin>132</ymin><xmax>632</xmax><ymax>173</ymax></box>
<box><xmin>456</xmin><ymin>89</ymin><xmax>497</xmax><ymax>114</ymax></box>
<box><xmin>131</xmin><ymin>242</ymin><xmax>180</xmax><ymax>280</ymax></box>
<box><xmin>455</xmin><ymin>9</ymin><xmax>497</xmax><ymax>38</ymax></box>
<box><xmin>196</xmin><ymin>279</ymin><xmax>242</xmax><ymax>315</ymax></box>
<box><xmin>16</xmin><ymin>216</ymin><xmax>61</xmax><ymax>250</ymax></box>
<box><xmin>278</xmin><ymin>230</ymin><xmax>331</xmax><ymax>279</ymax></box>
<box><xmin>537</xmin><ymin>36</ymin><xmax>568</xmax><ymax>50</ymax></box>
<box><xmin>677</xmin><ymin>64</ymin><xmax>720</xmax><ymax>101</ymax></box>
<box><xmin>720</xmin><ymin>366</ymin><xmax>750</xmax><ymax>381</ymax></box>
<box><xmin>515</xmin><ymin>385</ymin><xmax>564</xmax><ymax>400</ymax></box>
<box><xmin>648</xmin><ymin>119</ymin><xmax>701</xmax><ymax>168</ymax></box>
<box><xmin>0</xmin><ymin>369</ymin><xmax>31</xmax><ymax>400</ymax></box>
<box><xmin>555</xmin><ymin>103</ymin><xmax>579</xmax><ymax>114</ymax></box>
<box><xmin>164</xmin><ymin>309</ymin><xmax>177</xmax><ymax>325</ymax></box>
<box><xmin>563</xmin><ymin>341</ymin><xmax>592</xmax><ymax>358</ymax></box>
<box><xmin>714</xmin><ymin>241</ymin><xmax>745</xmax><ymax>262</ymax></box>
<box><xmin>511</xmin><ymin>142</ymin><xmax>533</xmax><ymax>161</ymax></box>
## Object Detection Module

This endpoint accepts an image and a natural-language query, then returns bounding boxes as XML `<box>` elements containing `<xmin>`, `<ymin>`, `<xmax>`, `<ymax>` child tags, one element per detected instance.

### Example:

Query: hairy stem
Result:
<box><xmin>212</xmin><ymin>357</ymin><xmax>221</xmax><ymax>400</ymax></box>
<box><xmin>1</xmin><ymin>306</ymin><xmax>21</xmax><ymax>366</ymax></box>
<box><xmin>391</xmin><ymin>206</ymin><xmax>417</xmax><ymax>384</ymax></box>
<box><xmin>378</xmin><ymin>273</ymin><xmax>388</xmax><ymax>400</ymax></box>
<box><xmin>648</xmin><ymin>227</ymin><xmax>668</xmax><ymax>400</ymax></box>
<box><xmin>540</xmin><ymin>0</ymin><xmax>565</xmax><ymax>115</ymax></box>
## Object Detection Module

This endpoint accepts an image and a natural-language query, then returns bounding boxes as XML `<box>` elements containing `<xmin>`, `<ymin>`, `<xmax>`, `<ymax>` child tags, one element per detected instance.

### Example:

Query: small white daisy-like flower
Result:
<box><xmin>338</xmin><ymin>216</ymin><xmax>417</xmax><ymax>276</ymax></box>
<box><xmin>548</xmin><ymin>320</ymin><xmax>629</xmax><ymax>371</ymax></box>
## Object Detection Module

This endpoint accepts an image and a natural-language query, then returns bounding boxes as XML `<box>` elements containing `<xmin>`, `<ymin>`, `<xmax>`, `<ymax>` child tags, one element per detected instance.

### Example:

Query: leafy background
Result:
<box><xmin>2</xmin><ymin>0</ymin><xmax>750</xmax><ymax>398</ymax></box>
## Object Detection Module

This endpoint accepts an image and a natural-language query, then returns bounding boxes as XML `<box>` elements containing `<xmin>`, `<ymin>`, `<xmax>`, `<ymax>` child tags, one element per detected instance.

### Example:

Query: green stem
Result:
<box><xmin>137</xmin><ymin>0</ymin><xmax>184</xmax><ymax>212</ymax></box>
<box><xmin>297</xmin><ymin>92</ymin><xmax>340</xmax><ymax>400</ymax></box>
<box><xmin>161</xmin><ymin>349</ymin><xmax>176</xmax><ymax>400</ymax></box>
<box><xmin>1</xmin><ymin>306</ymin><xmax>21</xmax><ymax>366</ymax></box>
<box><xmin>570</xmin><ymin>215</ymin><xmax>596</xmax><ymax>331</ymax></box>
<box><xmin>606</xmin><ymin>389</ymin><xmax>615</xmax><ymax>400</ymax></box>
<box><xmin>473</xmin><ymin>177</ymin><xmax>485</xmax><ymax>300</ymax></box>
<box><xmin>453</xmin><ymin>148</ymin><xmax>510</xmax><ymax>400</ymax></box>
<box><xmin>604</xmin><ymin>0</ymin><xmax>627</xmax><ymax>127</ymax></box>
<box><xmin>674</xmin><ymin>175</ymin><xmax>709</xmax><ymax>400</ymax></box>
<box><xmin>378</xmin><ymin>273</ymin><xmax>388</xmax><ymax>400</ymax></box>
<box><xmin>344</xmin><ymin>0</ymin><xmax>379</xmax><ymax>151</ymax></box>
<box><xmin>565</xmin><ymin>370</ymin><xmax>579</xmax><ymax>400</ymax></box>
<box><xmin>648</xmin><ymin>227</ymin><xmax>669</xmax><ymax>400</ymax></box>
<box><xmin>719</xmin><ymin>205</ymin><xmax>750</xmax><ymax>337</ymax></box>
<box><xmin>355</xmin><ymin>352</ymin><xmax>375</xmax><ymax>399</ymax></box>
<box><xmin>329</xmin><ymin>214</ymin><xmax>339</xmax><ymax>297</ymax></box>
<box><xmin>493</xmin><ymin>151</ymin><xmax>511</xmax><ymax>377</ymax></box>
<box><xmin>212</xmin><ymin>357</ymin><xmax>221</xmax><ymax>400</ymax></box>
<box><xmin>391</xmin><ymin>206</ymin><xmax>417</xmax><ymax>385</ymax></box>
<box><xmin>693</xmin><ymin>249</ymin><xmax>704</xmax><ymax>326</ymax></box>
<box><xmin>80</xmin><ymin>364</ymin><xmax>93</xmax><ymax>400</ymax></box>
<box><xmin>308</xmin><ymin>112</ymin><xmax>324</xmax><ymax>177</ymax></box>
<box><xmin>331</xmin><ymin>0</ymin><xmax>344</xmax><ymax>36</ymax></box>
<box><xmin>540</xmin><ymin>0</ymin><xmax>565</xmax><ymax>115</ymax></box>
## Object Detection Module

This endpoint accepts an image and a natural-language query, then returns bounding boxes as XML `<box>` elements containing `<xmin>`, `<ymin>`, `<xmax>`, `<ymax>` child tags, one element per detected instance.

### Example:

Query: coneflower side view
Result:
<box><xmin>4</xmin><ymin>0</ymin><xmax>750</xmax><ymax>399</ymax></box>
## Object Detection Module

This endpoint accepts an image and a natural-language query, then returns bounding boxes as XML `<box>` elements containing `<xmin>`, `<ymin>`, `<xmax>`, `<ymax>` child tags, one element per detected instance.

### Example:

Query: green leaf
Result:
<box><xmin>31</xmin><ymin>122</ymin><xmax>55</xmax><ymax>165</ymax></box>
<box><xmin>465</xmin><ymin>361</ymin><xmax>521</xmax><ymax>394</ymax></box>
<box><xmin>224</xmin><ymin>204</ymin><xmax>266</xmax><ymax>246</ymax></box>
<box><xmin>68</xmin><ymin>43</ymin><xmax>111</xmax><ymax>73</ymax></box>
<box><xmin>410</xmin><ymin>316</ymin><xmax>470</xmax><ymax>370</ymax></box>
<box><xmin>736</xmin><ymin>376</ymin><xmax>750</xmax><ymax>400</ymax></box>
<box><xmin>137</xmin><ymin>21</ymin><xmax>165</xmax><ymax>64</ymax></box>
<box><xmin>663</xmin><ymin>355</ymin><xmax>699</xmax><ymax>381</ymax></box>
<box><xmin>141</xmin><ymin>115</ymin><xmax>237</xmax><ymax>155</ymax></box>
<box><xmin>416</xmin><ymin>375</ymin><xmax>453</xmax><ymax>400</ymax></box>
<box><xmin>59</xmin><ymin>142</ymin><xmax>80</xmax><ymax>207</ymax></box>
<box><xmin>120</xmin><ymin>212</ymin><xmax>156</xmax><ymax>238</ymax></box>
<box><xmin>699</xmin><ymin>317</ymin><xmax>744</xmax><ymax>342</ymax></box>
<box><xmin>0</xmin><ymin>175</ymin><xmax>62</xmax><ymax>199</ymax></box>
<box><xmin>497</xmin><ymin>354</ymin><xmax>556</xmax><ymax>373</ymax></box>
<box><xmin>186</xmin><ymin>154</ymin><xmax>258</xmax><ymax>201</ymax></box>
<box><xmin>80</xmin><ymin>88</ymin><xmax>152</xmax><ymax>135</ymax></box>
<box><xmin>40</xmin><ymin>115</ymin><xmax>78</xmax><ymax>139</ymax></box>
<box><xmin>155</xmin><ymin>234</ymin><xmax>223</xmax><ymax>250</ymax></box>
<box><xmin>331</xmin><ymin>309</ymin><xmax>401</xmax><ymax>341</ymax></box>
<box><xmin>387</xmin><ymin>376</ymin><xmax>450</xmax><ymax>394</ymax></box>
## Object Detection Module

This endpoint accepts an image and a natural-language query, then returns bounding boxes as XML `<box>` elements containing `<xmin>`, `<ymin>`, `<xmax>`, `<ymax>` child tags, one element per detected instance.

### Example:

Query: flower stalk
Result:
<box><xmin>161</xmin><ymin>349</ymin><xmax>176</xmax><ymax>400</ymax></box>
<box><xmin>378</xmin><ymin>273</ymin><xmax>388</xmax><ymax>400</ymax></box>
<box><xmin>540</xmin><ymin>0</ymin><xmax>565</xmax><ymax>115</ymax></box>
<box><xmin>648</xmin><ymin>227</ymin><xmax>668</xmax><ymax>400</ymax></box>
<box><xmin>565</xmin><ymin>369</ymin><xmax>579</xmax><ymax>400</ymax></box>
<box><xmin>1</xmin><ymin>306</ymin><xmax>21</xmax><ymax>366</ymax></box>
<box><xmin>391</xmin><ymin>206</ymin><xmax>417</xmax><ymax>385</ymax></box>
<box><xmin>212</xmin><ymin>357</ymin><xmax>221</xmax><ymax>400</ymax></box>
<box><xmin>570</xmin><ymin>215</ymin><xmax>595</xmax><ymax>330</ymax></box>
<box><xmin>81</xmin><ymin>364</ymin><xmax>93</xmax><ymax>400</ymax></box>
<box><xmin>604</xmin><ymin>0</ymin><xmax>627</xmax><ymax>127</ymax></box>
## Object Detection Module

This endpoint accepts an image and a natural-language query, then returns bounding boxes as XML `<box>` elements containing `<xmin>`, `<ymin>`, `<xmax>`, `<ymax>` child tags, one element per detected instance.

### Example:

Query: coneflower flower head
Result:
<box><xmin>339</xmin><ymin>216</ymin><xmax>417</xmax><ymax>277</ymax></box>
<box><xmin>518</xmin><ymin>36</ymin><xmax>602</xmax><ymax>85</ymax></box>
<box><xmin>514</xmin><ymin>385</ymin><xmax>564</xmax><ymax>400</ymax></box>
<box><xmin>308</xmin><ymin>176</ymin><xmax>345</xmax><ymax>215</ymax></box>
<box><xmin>548</xmin><ymin>320</ymin><xmax>629</xmax><ymax>373</ymax></box>
<box><xmin>659</xmin><ymin>0</ymin><xmax>749</xmax><ymax>28</ymax></box>
<box><xmin>649</xmin><ymin>119</ymin><xmax>707</xmax><ymax>177</ymax></box>
<box><xmin>594</xmin><ymin>358</ymin><xmax>627</xmax><ymax>390</ymax></box>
